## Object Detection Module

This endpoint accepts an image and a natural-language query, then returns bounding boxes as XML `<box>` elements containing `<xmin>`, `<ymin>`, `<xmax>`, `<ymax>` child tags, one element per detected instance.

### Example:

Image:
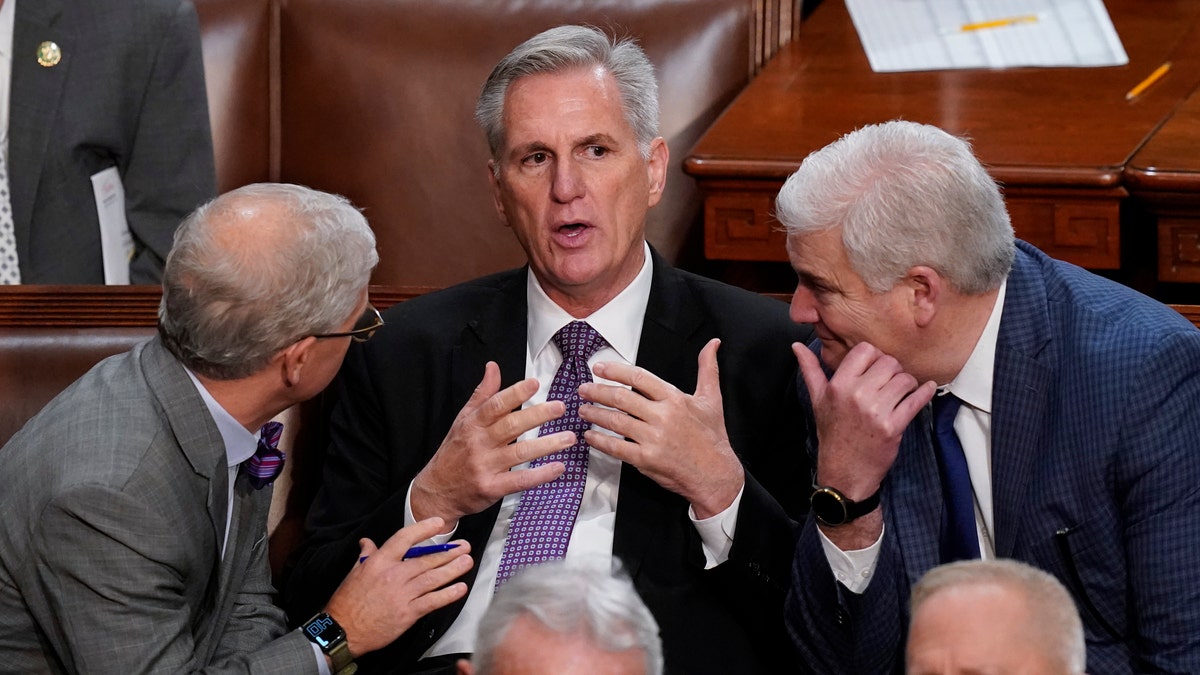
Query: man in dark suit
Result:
<box><xmin>3</xmin><ymin>0</ymin><xmax>214</xmax><ymax>284</ymax></box>
<box><xmin>283</xmin><ymin>25</ymin><xmax>812</xmax><ymax>674</ymax></box>
<box><xmin>0</xmin><ymin>184</ymin><xmax>473</xmax><ymax>673</ymax></box>
<box><xmin>778</xmin><ymin>120</ymin><xmax>1200</xmax><ymax>672</ymax></box>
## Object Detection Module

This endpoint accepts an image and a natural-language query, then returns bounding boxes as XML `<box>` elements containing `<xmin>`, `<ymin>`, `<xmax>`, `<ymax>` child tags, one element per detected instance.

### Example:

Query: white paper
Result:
<box><xmin>846</xmin><ymin>0</ymin><xmax>1128</xmax><ymax>73</ymax></box>
<box><xmin>91</xmin><ymin>166</ymin><xmax>133</xmax><ymax>285</ymax></box>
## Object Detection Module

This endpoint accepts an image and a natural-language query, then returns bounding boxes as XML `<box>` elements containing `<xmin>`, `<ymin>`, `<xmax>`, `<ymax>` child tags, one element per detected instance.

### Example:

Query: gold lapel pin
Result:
<box><xmin>37</xmin><ymin>41</ymin><xmax>62</xmax><ymax>68</ymax></box>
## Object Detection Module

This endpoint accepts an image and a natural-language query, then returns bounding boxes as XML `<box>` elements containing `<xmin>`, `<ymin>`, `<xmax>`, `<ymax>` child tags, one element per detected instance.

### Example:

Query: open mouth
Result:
<box><xmin>558</xmin><ymin>222</ymin><xmax>588</xmax><ymax>237</ymax></box>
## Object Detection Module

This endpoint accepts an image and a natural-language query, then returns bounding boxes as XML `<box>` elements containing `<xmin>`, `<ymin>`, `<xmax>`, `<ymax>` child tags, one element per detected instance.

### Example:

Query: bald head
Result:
<box><xmin>907</xmin><ymin>560</ymin><xmax>1086</xmax><ymax>675</ymax></box>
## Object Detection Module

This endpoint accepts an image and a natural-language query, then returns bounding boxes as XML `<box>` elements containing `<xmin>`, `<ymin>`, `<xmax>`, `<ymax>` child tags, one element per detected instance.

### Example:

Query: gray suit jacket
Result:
<box><xmin>0</xmin><ymin>338</ymin><xmax>316</xmax><ymax>674</ymax></box>
<box><xmin>9</xmin><ymin>0</ymin><xmax>214</xmax><ymax>284</ymax></box>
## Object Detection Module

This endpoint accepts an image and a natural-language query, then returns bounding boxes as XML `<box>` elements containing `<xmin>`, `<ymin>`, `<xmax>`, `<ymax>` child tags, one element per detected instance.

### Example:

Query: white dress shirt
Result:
<box><xmin>820</xmin><ymin>281</ymin><xmax>1007</xmax><ymax>592</ymax></box>
<box><xmin>417</xmin><ymin>241</ymin><xmax>744</xmax><ymax>656</ymax></box>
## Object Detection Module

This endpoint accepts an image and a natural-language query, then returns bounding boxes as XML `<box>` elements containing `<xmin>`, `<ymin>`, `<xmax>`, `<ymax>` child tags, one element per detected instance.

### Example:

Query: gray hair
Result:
<box><xmin>158</xmin><ymin>183</ymin><xmax>378</xmax><ymax>380</ymax></box>
<box><xmin>910</xmin><ymin>559</ymin><xmax>1086</xmax><ymax>674</ymax></box>
<box><xmin>775</xmin><ymin>120</ymin><xmax>1014</xmax><ymax>294</ymax></box>
<box><xmin>473</xmin><ymin>559</ymin><xmax>663</xmax><ymax>675</ymax></box>
<box><xmin>475</xmin><ymin>24</ymin><xmax>660</xmax><ymax>163</ymax></box>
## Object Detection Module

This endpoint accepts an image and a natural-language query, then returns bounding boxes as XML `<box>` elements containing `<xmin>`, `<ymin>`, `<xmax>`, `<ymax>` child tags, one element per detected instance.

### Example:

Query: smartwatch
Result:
<box><xmin>301</xmin><ymin>612</ymin><xmax>357</xmax><ymax>675</ymax></box>
<box><xmin>810</xmin><ymin>485</ymin><xmax>880</xmax><ymax>526</ymax></box>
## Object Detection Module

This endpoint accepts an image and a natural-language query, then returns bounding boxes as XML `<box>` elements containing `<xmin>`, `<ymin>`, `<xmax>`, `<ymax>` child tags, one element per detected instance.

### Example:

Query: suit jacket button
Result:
<box><xmin>834</xmin><ymin>608</ymin><xmax>849</xmax><ymax>626</ymax></box>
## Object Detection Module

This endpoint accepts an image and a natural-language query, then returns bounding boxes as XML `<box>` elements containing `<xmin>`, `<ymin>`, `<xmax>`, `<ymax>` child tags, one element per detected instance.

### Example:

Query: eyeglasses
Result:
<box><xmin>310</xmin><ymin>304</ymin><xmax>385</xmax><ymax>343</ymax></box>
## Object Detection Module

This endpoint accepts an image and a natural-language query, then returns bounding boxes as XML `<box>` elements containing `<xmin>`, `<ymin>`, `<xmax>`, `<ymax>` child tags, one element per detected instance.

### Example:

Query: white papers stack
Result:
<box><xmin>846</xmin><ymin>0</ymin><xmax>1128</xmax><ymax>72</ymax></box>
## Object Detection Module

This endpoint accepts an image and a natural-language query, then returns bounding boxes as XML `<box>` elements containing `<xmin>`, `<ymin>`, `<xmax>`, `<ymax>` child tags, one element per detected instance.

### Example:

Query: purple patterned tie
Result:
<box><xmin>494</xmin><ymin>321</ymin><xmax>607</xmax><ymax>588</ymax></box>
<box><xmin>243</xmin><ymin>421</ymin><xmax>285</xmax><ymax>489</ymax></box>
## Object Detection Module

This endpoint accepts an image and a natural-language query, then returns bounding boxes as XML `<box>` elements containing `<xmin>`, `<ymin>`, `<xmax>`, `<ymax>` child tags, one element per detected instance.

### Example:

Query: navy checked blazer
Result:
<box><xmin>785</xmin><ymin>241</ymin><xmax>1200</xmax><ymax>674</ymax></box>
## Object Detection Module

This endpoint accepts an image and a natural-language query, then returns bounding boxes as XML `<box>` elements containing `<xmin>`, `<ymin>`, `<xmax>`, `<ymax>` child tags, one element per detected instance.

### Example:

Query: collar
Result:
<box><xmin>939</xmin><ymin>279</ymin><xmax>1007</xmax><ymax>414</ymax></box>
<box><xmin>526</xmin><ymin>240</ymin><xmax>652</xmax><ymax>364</ymax></box>
<box><xmin>183</xmin><ymin>369</ymin><xmax>259</xmax><ymax>469</ymax></box>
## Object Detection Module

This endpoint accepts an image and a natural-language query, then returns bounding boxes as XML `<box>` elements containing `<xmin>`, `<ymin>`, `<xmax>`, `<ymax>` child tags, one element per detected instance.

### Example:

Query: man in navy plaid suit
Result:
<box><xmin>777</xmin><ymin>120</ymin><xmax>1200</xmax><ymax>673</ymax></box>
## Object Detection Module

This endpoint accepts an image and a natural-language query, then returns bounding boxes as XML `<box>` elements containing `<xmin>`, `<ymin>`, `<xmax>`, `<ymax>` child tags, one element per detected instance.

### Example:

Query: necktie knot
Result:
<box><xmin>933</xmin><ymin>391</ymin><xmax>963</xmax><ymax>428</ymax></box>
<box><xmin>551</xmin><ymin>321</ymin><xmax>607</xmax><ymax>362</ymax></box>
<box><xmin>244</xmin><ymin>421</ymin><xmax>285</xmax><ymax>489</ymax></box>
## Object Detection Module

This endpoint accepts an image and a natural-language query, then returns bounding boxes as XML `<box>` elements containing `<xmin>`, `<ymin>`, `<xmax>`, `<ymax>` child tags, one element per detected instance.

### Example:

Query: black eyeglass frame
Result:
<box><xmin>310</xmin><ymin>304</ymin><xmax>384</xmax><ymax>343</ymax></box>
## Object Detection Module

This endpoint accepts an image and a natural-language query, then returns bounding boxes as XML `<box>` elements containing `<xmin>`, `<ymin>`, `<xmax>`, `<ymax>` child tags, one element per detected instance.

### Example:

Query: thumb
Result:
<box><xmin>461</xmin><ymin>361</ymin><xmax>502</xmax><ymax>415</ymax></box>
<box><xmin>793</xmin><ymin>342</ymin><xmax>828</xmax><ymax>403</ymax></box>
<box><xmin>694</xmin><ymin>338</ymin><xmax>723</xmax><ymax>401</ymax></box>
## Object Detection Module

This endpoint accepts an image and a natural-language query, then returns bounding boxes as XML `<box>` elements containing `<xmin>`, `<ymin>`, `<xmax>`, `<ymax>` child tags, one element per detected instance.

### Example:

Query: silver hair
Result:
<box><xmin>910</xmin><ymin>559</ymin><xmax>1087</xmax><ymax>674</ymax></box>
<box><xmin>475</xmin><ymin>24</ymin><xmax>660</xmax><ymax>164</ymax></box>
<box><xmin>158</xmin><ymin>183</ymin><xmax>378</xmax><ymax>380</ymax></box>
<box><xmin>472</xmin><ymin>559</ymin><xmax>663</xmax><ymax>675</ymax></box>
<box><xmin>775</xmin><ymin>120</ymin><xmax>1014</xmax><ymax>294</ymax></box>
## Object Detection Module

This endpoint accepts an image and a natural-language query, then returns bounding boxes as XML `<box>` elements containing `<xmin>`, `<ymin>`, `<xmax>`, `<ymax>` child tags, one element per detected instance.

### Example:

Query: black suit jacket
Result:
<box><xmin>9</xmin><ymin>0</ymin><xmax>214</xmax><ymax>284</ymax></box>
<box><xmin>284</xmin><ymin>252</ymin><xmax>813</xmax><ymax>673</ymax></box>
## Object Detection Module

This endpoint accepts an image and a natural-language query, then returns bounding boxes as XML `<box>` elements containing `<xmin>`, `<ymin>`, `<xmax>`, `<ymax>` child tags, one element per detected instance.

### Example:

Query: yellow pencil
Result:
<box><xmin>1125</xmin><ymin>61</ymin><xmax>1172</xmax><ymax>101</ymax></box>
<box><xmin>959</xmin><ymin>14</ymin><xmax>1039</xmax><ymax>32</ymax></box>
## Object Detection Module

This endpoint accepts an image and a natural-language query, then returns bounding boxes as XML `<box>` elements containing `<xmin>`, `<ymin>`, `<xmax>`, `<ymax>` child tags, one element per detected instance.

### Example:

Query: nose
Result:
<box><xmin>551</xmin><ymin>157</ymin><xmax>585</xmax><ymax>203</ymax></box>
<box><xmin>790</xmin><ymin>283</ymin><xmax>819</xmax><ymax>324</ymax></box>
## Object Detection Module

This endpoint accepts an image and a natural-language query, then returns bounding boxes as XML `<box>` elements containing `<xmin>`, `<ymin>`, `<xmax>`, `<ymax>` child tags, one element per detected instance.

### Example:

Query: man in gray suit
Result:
<box><xmin>2</xmin><ymin>0</ymin><xmax>215</xmax><ymax>284</ymax></box>
<box><xmin>0</xmin><ymin>183</ymin><xmax>473</xmax><ymax>673</ymax></box>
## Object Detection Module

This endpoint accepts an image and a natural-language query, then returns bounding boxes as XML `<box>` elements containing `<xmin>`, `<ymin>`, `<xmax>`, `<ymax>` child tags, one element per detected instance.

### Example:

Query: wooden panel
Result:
<box><xmin>687</xmin><ymin>0</ymin><xmax>1200</xmax><ymax>274</ymax></box>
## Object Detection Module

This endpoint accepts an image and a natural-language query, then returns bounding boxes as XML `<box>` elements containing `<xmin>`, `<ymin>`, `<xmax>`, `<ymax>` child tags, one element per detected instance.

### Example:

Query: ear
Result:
<box><xmin>646</xmin><ymin>137</ymin><xmax>669</xmax><ymax>208</ymax></box>
<box><xmin>487</xmin><ymin>160</ymin><xmax>510</xmax><ymax>227</ymax></box>
<box><xmin>278</xmin><ymin>337</ymin><xmax>317</xmax><ymax>388</ymax></box>
<box><xmin>906</xmin><ymin>265</ymin><xmax>941</xmax><ymax>328</ymax></box>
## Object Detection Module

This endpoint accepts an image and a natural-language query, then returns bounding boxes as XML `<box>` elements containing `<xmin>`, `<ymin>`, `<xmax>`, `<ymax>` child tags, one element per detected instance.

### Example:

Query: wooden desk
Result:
<box><xmin>1126</xmin><ymin>84</ymin><xmax>1200</xmax><ymax>283</ymax></box>
<box><xmin>684</xmin><ymin>0</ymin><xmax>1200</xmax><ymax>281</ymax></box>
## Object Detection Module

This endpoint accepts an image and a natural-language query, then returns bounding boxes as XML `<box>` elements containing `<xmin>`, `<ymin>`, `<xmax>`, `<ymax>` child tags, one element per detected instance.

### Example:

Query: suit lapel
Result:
<box><xmin>989</xmin><ymin>249</ymin><xmax>1054</xmax><ymax>557</ymax></box>
<box><xmin>614</xmin><ymin>254</ymin><xmax>706</xmax><ymax>577</ymax></box>
<box><xmin>887</xmin><ymin>408</ymin><xmax>946</xmax><ymax>588</ymax></box>
<box><xmin>9</xmin><ymin>0</ymin><xmax>69</xmax><ymax>255</ymax></box>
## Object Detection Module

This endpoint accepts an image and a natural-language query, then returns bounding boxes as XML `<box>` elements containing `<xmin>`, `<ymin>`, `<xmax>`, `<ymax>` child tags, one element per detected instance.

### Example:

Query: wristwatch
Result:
<box><xmin>810</xmin><ymin>485</ymin><xmax>880</xmax><ymax>526</ymax></box>
<box><xmin>301</xmin><ymin>612</ymin><xmax>357</xmax><ymax>675</ymax></box>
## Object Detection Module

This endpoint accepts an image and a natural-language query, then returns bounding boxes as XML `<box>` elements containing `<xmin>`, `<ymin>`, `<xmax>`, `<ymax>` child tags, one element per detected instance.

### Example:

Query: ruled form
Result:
<box><xmin>846</xmin><ymin>0</ymin><xmax>1128</xmax><ymax>72</ymax></box>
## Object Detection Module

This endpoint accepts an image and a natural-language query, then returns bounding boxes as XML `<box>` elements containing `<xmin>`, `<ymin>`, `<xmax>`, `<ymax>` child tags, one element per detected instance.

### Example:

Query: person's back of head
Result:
<box><xmin>907</xmin><ymin>558</ymin><xmax>1087</xmax><ymax>675</ymax></box>
<box><xmin>461</xmin><ymin>559</ymin><xmax>663</xmax><ymax>675</ymax></box>
<box><xmin>157</xmin><ymin>182</ymin><xmax>378</xmax><ymax>380</ymax></box>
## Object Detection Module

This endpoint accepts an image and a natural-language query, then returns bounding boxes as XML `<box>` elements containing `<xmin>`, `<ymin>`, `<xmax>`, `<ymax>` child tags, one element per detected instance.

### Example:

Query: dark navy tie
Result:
<box><xmin>932</xmin><ymin>393</ymin><xmax>980</xmax><ymax>561</ymax></box>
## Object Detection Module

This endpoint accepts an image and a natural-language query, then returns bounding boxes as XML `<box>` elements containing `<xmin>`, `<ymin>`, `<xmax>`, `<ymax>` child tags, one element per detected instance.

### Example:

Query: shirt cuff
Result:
<box><xmin>817</xmin><ymin>523</ymin><xmax>884</xmax><ymax>594</ymax></box>
<box><xmin>310</xmin><ymin>639</ymin><xmax>331</xmax><ymax>675</ymax></box>
<box><xmin>405</xmin><ymin>480</ymin><xmax>456</xmax><ymax>544</ymax></box>
<box><xmin>690</xmin><ymin>483</ymin><xmax>744</xmax><ymax>568</ymax></box>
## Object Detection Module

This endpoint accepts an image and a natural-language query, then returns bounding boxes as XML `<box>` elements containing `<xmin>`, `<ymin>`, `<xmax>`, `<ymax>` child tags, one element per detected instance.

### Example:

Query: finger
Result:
<box><xmin>895</xmin><ymin>379</ymin><xmax>938</xmax><ymax>423</ymax></box>
<box><xmin>458</xmin><ymin>362</ymin><xmax>503</xmax><ymax>417</ymax></box>
<box><xmin>584</xmin><ymin>429</ymin><xmax>639</xmax><ymax>465</ymax></box>
<box><xmin>694</xmin><ymin>338</ymin><xmax>723</xmax><ymax>401</ymax></box>
<box><xmin>506</xmin><ymin>430</ymin><xmax>576</xmax><ymax>468</ymax></box>
<box><xmin>475</xmin><ymin>376</ymin><xmax>542</xmax><ymax>425</ymax></box>
<box><xmin>377</xmin><ymin>516</ymin><xmax>447</xmax><ymax>558</ymax></box>
<box><xmin>490</xmin><ymin>400</ymin><xmax>566</xmax><ymax>444</ymax></box>
<box><xmin>578</xmin><ymin>403</ymin><xmax>649</xmax><ymax>442</ymax></box>
<box><xmin>592</xmin><ymin>361</ymin><xmax>676</xmax><ymax>401</ymax></box>
<box><xmin>793</xmin><ymin>342</ymin><xmax>828</xmax><ymax>402</ymax></box>
<box><xmin>495</xmin><ymin>461</ymin><xmax>567</xmax><ymax>495</ymax></box>
<box><xmin>578</xmin><ymin>382</ymin><xmax>654</xmax><ymax>422</ymax></box>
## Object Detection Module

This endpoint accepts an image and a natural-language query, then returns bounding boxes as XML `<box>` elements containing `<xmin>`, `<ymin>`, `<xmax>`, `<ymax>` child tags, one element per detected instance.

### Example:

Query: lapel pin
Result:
<box><xmin>37</xmin><ymin>41</ymin><xmax>62</xmax><ymax>68</ymax></box>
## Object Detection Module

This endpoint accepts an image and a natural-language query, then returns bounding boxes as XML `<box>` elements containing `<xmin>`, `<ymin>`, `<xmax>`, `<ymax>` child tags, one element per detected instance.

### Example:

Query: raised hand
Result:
<box><xmin>577</xmin><ymin>338</ymin><xmax>744</xmax><ymax>519</ymax></box>
<box><xmin>411</xmin><ymin>361</ymin><xmax>576</xmax><ymax>530</ymax></box>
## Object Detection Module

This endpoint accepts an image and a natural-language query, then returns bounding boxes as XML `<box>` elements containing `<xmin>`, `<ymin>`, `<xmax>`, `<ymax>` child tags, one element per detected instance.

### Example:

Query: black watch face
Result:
<box><xmin>811</xmin><ymin>488</ymin><xmax>849</xmax><ymax>526</ymax></box>
<box><xmin>305</xmin><ymin>614</ymin><xmax>345</xmax><ymax>650</ymax></box>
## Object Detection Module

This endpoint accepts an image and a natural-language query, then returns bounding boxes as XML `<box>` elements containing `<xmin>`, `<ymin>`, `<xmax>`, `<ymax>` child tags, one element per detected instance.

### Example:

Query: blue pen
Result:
<box><xmin>358</xmin><ymin>542</ymin><xmax>460</xmax><ymax>564</ymax></box>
